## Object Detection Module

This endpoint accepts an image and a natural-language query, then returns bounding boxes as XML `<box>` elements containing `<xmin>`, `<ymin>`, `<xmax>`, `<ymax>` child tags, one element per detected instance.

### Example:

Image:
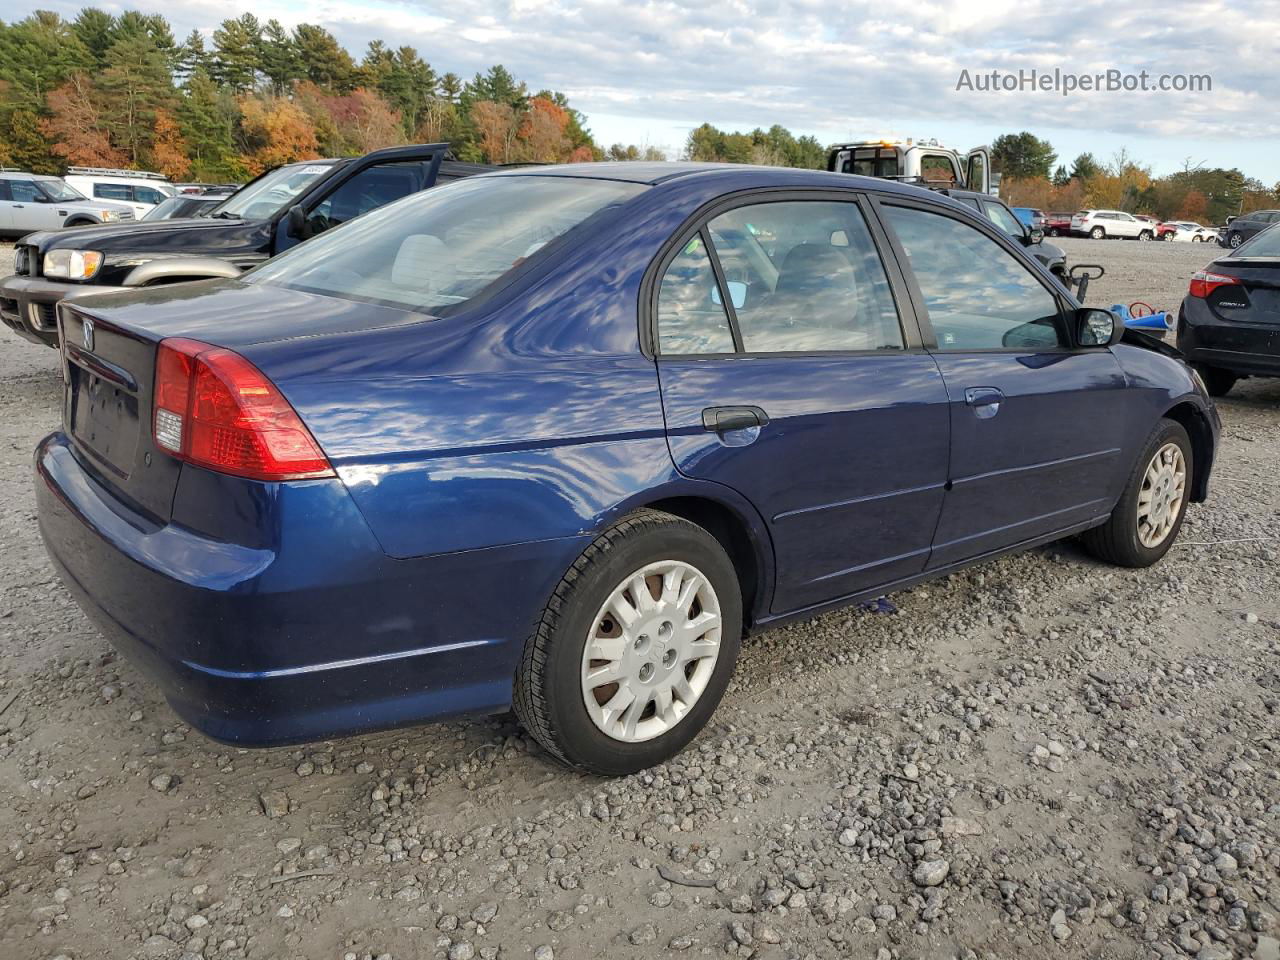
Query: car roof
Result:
<box><xmin>482</xmin><ymin>161</ymin><xmax>947</xmax><ymax>199</ymax></box>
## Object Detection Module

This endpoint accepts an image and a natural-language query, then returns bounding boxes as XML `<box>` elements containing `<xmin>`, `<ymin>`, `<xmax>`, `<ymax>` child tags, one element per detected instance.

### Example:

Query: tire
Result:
<box><xmin>514</xmin><ymin>509</ymin><xmax>743</xmax><ymax>775</ymax></box>
<box><xmin>1048</xmin><ymin>227</ymin><xmax>1060</xmax><ymax>237</ymax></box>
<box><xmin>1163</xmin><ymin>232</ymin><xmax>1176</xmax><ymax>241</ymax></box>
<box><xmin>1194</xmin><ymin>364</ymin><xmax>1237</xmax><ymax>397</ymax></box>
<box><xmin>1090</xmin><ymin>226</ymin><xmax>1106</xmax><ymax>239</ymax></box>
<box><xmin>63</xmin><ymin>218</ymin><xmax>94</xmax><ymax>227</ymax></box>
<box><xmin>1228</xmin><ymin>232</ymin><xmax>1243</xmax><ymax>248</ymax></box>
<box><xmin>1080</xmin><ymin>419</ymin><xmax>1192</xmax><ymax>568</ymax></box>
<box><xmin>1138</xmin><ymin>230</ymin><xmax>1152</xmax><ymax>241</ymax></box>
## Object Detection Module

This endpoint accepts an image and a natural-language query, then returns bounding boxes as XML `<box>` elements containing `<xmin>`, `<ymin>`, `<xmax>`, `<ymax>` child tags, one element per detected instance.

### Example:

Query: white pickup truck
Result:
<box><xmin>827</xmin><ymin>138</ymin><xmax>997</xmax><ymax>194</ymax></box>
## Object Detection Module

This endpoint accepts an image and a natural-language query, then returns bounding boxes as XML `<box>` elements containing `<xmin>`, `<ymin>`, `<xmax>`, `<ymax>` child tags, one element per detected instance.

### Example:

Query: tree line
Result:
<box><xmin>990</xmin><ymin>132</ymin><xmax>1280</xmax><ymax>224</ymax></box>
<box><xmin>0</xmin><ymin>9</ymin><xmax>626</xmax><ymax>180</ymax></box>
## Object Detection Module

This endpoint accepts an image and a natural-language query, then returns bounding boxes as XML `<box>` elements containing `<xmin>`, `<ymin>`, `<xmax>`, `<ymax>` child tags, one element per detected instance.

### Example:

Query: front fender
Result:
<box><xmin>123</xmin><ymin>257</ymin><xmax>243</xmax><ymax>286</ymax></box>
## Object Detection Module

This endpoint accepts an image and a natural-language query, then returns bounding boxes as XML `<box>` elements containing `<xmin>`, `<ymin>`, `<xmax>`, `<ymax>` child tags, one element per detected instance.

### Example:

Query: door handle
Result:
<box><xmin>701</xmin><ymin>405</ymin><xmax>769</xmax><ymax>432</ymax></box>
<box><xmin>964</xmin><ymin>386</ymin><xmax>1004</xmax><ymax>419</ymax></box>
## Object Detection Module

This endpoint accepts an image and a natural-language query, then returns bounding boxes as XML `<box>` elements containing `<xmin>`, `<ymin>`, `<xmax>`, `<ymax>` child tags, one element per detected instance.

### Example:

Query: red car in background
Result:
<box><xmin>1044</xmin><ymin>212</ymin><xmax>1073</xmax><ymax>236</ymax></box>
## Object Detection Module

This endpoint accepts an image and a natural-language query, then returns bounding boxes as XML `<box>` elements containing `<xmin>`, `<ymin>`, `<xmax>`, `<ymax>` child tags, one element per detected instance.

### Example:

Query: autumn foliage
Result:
<box><xmin>0</xmin><ymin>9</ymin><xmax>611</xmax><ymax>181</ymax></box>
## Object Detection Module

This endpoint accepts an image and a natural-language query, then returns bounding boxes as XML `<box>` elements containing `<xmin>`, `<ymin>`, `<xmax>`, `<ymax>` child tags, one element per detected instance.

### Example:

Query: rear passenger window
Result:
<box><xmin>656</xmin><ymin>235</ymin><xmax>735</xmax><ymax>355</ymax></box>
<box><xmin>883</xmin><ymin>205</ymin><xmax>1065</xmax><ymax>351</ymax></box>
<box><xmin>94</xmin><ymin>183</ymin><xmax>133</xmax><ymax>201</ymax></box>
<box><xmin>706</xmin><ymin>200</ymin><xmax>903</xmax><ymax>353</ymax></box>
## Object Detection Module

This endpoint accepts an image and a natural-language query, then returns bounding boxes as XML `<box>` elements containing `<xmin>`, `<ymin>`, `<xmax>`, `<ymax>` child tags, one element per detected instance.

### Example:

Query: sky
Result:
<box><xmin>13</xmin><ymin>0</ymin><xmax>1280</xmax><ymax>183</ymax></box>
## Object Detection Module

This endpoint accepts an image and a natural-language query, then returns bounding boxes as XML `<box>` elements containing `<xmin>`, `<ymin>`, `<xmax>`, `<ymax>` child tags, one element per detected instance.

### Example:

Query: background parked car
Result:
<box><xmin>1177</xmin><ymin>222</ymin><xmax>1280</xmax><ymax>396</ymax></box>
<box><xmin>1220</xmin><ymin>209</ymin><xmax>1280</xmax><ymax>249</ymax></box>
<box><xmin>1043</xmin><ymin>212</ymin><xmax>1073</xmax><ymax>236</ymax></box>
<box><xmin>947</xmin><ymin>190</ymin><xmax>1069</xmax><ymax>283</ymax></box>
<box><xmin>141</xmin><ymin>194</ymin><xmax>222</xmax><ymax>221</ymax></box>
<box><xmin>175</xmin><ymin>183</ymin><xmax>239</xmax><ymax>196</ymax></box>
<box><xmin>1072</xmin><ymin>209</ymin><xmax>1155</xmax><ymax>240</ymax></box>
<box><xmin>62</xmin><ymin>167</ymin><xmax>176</xmax><ymax>218</ymax></box>
<box><xmin>1012</xmin><ymin>206</ymin><xmax>1047</xmax><ymax>230</ymax></box>
<box><xmin>1</xmin><ymin>143</ymin><xmax>481</xmax><ymax>346</ymax></box>
<box><xmin>1165</xmin><ymin>221</ymin><xmax>1218</xmax><ymax>243</ymax></box>
<box><xmin>0</xmin><ymin>171</ymin><xmax>134</xmax><ymax>237</ymax></box>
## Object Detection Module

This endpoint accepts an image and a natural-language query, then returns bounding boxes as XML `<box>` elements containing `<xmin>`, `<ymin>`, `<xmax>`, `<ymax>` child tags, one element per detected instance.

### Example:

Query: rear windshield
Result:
<box><xmin>249</xmin><ymin>175</ymin><xmax>644</xmax><ymax>314</ymax></box>
<box><xmin>1236</xmin><ymin>223</ymin><xmax>1280</xmax><ymax>257</ymax></box>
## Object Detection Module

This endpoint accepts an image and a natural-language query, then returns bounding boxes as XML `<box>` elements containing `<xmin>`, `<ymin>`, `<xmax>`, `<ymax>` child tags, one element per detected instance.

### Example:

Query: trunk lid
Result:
<box><xmin>1209</xmin><ymin>258</ymin><xmax>1280</xmax><ymax>323</ymax></box>
<box><xmin>59</xmin><ymin>305</ymin><xmax>182</xmax><ymax>522</ymax></box>
<box><xmin>57</xmin><ymin>280</ymin><xmax>435</xmax><ymax>520</ymax></box>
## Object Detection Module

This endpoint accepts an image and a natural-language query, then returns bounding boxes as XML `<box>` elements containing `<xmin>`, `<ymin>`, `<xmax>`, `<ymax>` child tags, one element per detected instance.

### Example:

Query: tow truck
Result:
<box><xmin>827</xmin><ymin>138</ymin><xmax>998</xmax><ymax>195</ymax></box>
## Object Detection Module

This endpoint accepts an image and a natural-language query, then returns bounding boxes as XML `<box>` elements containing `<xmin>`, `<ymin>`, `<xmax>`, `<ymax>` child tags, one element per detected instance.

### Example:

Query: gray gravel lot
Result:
<box><xmin>0</xmin><ymin>238</ymin><xmax>1277</xmax><ymax>960</ymax></box>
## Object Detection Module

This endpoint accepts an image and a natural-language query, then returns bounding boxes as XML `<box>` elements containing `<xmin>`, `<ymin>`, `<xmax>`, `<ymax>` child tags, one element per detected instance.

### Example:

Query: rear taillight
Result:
<box><xmin>1188</xmin><ymin>270</ymin><xmax>1241</xmax><ymax>299</ymax></box>
<box><xmin>153</xmin><ymin>338</ymin><xmax>333</xmax><ymax>482</ymax></box>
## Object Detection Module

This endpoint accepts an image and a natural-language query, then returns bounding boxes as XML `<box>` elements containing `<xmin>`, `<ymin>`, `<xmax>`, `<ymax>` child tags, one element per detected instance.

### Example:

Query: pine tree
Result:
<box><xmin>178</xmin><ymin>68</ymin><xmax>240</xmax><ymax>180</ymax></box>
<box><xmin>72</xmin><ymin>8</ymin><xmax>116</xmax><ymax>69</ymax></box>
<box><xmin>212</xmin><ymin>14</ymin><xmax>261</xmax><ymax>94</ymax></box>
<box><xmin>4</xmin><ymin>108</ymin><xmax>57</xmax><ymax>173</ymax></box>
<box><xmin>100</xmin><ymin>32</ymin><xmax>177</xmax><ymax>166</ymax></box>
<box><xmin>293</xmin><ymin>24</ymin><xmax>356</xmax><ymax>92</ymax></box>
<box><xmin>258</xmin><ymin>20</ymin><xmax>302</xmax><ymax>97</ymax></box>
<box><xmin>0</xmin><ymin>11</ymin><xmax>93</xmax><ymax>105</ymax></box>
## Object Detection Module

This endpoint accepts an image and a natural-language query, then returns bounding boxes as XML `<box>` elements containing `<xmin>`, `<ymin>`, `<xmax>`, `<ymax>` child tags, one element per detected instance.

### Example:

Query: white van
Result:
<box><xmin>62</xmin><ymin>167</ymin><xmax>176</xmax><ymax>218</ymax></box>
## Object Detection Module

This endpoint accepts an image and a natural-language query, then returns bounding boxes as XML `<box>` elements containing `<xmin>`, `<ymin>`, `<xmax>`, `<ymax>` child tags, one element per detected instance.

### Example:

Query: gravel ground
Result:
<box><xmin>0</xmin><ymin>239</ymin><xmax>1277</xmax><ymax>960</ymax></box>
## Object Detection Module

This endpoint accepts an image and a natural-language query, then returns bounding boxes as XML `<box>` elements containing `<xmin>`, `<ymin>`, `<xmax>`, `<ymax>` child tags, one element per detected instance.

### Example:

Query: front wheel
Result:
<box><xmin>1080</xmin><ymin>419</ymin><xmax>1192</xmax><ymax>568</ymax></box>
<box><xmin>1090</xmin><ymin>226</ymin><xmax>1106</xmax><ymax>239</ymax></box>
<box><xmin>514</xmin><ymin>510</ymin><xmax>743</xmax><ymax>775</ymax></box>
<box><xmin>1228</xmin><ymin>233</ymin><xmax>1243</xmax><ymax>248</ymax></box>
<box><xmin>1163</xmin><ymin>232</ymin><xmax>1176</xmax><ymax>241</ymax></box>
<box><xmin>1048</xmin><ymin>227</ymin><xmax>1060</xmax><ymax>237</ymax></box>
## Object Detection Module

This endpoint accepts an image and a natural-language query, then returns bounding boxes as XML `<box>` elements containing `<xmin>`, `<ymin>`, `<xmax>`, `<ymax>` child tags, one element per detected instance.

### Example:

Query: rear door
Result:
<box><xmin>875</xmin><ymin>198</ymin><xmax>1129</xmax><ymax>567</ymax></box>
<box><xmin>652</xmin><ymin>192</ymin><xmax>951</xmax><ymax>613</ymax></box>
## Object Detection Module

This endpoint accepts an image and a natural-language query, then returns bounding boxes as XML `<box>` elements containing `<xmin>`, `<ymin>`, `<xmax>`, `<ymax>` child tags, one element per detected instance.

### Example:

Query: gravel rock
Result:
<box><xmin>912</xmin><ymin>859</ymin><xmax>950</xmax><ymax>887</ymax></box>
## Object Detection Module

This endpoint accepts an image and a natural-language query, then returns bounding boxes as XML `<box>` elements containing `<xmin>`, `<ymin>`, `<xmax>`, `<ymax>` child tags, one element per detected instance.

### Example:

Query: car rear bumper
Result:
<box><xmin>1178</xmin><ymin>298</ymin><xmax>1280</xmax><ymax>377</ymax></box>
<box><xmin>35</xmin><ymin>432</ymin><xmax>587</xmax><ymax>745</ymax></box>
<box><xmin>0</xmin><ymin>275</ymin><xmax>127</xmax><ymax>347</ymax></box>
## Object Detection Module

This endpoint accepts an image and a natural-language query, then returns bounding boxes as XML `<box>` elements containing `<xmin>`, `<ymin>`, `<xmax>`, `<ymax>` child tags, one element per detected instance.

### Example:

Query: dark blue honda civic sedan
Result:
<box><xmin>36</xmin><ymin>163</ymin><xmax>1219</xmax><ymax>775</ymax></box>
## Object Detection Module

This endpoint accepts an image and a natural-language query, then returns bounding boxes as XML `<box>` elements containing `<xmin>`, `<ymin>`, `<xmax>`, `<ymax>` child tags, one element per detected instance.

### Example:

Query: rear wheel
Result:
<box><xmin>1195</xmin><ymin>364</ymin><xmax>1237</xmax><ymax>397</ymax></box>
<box><xmin>1138</xmin><ymin>230</ymin><xmax>1153</xmax><ymax>241</ymax></box>
<box><xmin>1048</xmin><ymin>227</ymin><xmax>1060</xmax><ymax>237</ymax></box>
<box><xmin>1090</xmin><ymin>226</ymin><xmax>1106</xmax><ymax>239</ymax></box>
<box><xmin>514</xmin><ymin>510</ymin><xmax>742</xmax><ymax>775</ymax></box>
<box><xmin>1081</xmin><ymin>419</ymin><xmax>1192</xmax><ymax>567</ymax></box>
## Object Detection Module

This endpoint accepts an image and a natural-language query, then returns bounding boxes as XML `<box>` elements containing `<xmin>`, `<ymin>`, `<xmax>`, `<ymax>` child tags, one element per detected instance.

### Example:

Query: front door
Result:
<box><xmin>8</xmin><ymin>180</ymin><xmax>64</xmax><ymax>231</ymax></box>
<box><xmin>652</xmin><ymin>195</ymin><xmax>951</xmax><ymax>614</ymax></box>
<box><xmin>876</xmin><ymin>201</ymin><xmax>1129</xmax><ymax>568</ymax></box>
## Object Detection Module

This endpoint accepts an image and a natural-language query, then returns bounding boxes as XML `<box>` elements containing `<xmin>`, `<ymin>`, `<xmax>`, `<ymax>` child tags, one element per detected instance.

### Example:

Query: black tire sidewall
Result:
<box><xmin>541</xmin><ymin>521</ymin><xmax>742</xmax><ymax>775</ymax></box>
<box><xmin>1113</xmin><ymin>421</ymin><xmax>1194</xmax><ymax>565</ymax></box>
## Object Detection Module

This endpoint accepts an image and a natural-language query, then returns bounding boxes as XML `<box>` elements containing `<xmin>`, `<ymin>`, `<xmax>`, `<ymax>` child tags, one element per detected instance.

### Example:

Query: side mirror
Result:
<box><xmin>1027</xmin><ymin>227</ymin><xmax>1044</xmax><ymax>244</ymax></box>
<box><xmin>1076</xmin><ymin>307</ymin><xmax>1121</xmax><ymax>347</ymax></box>
<box><xmin>287</xmin><ymin>204</ymin><xmax>312</xmax><ymax>240</ymax></box>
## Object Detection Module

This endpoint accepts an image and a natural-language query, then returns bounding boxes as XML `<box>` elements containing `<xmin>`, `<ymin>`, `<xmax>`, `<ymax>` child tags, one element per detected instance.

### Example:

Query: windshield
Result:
<box><xmin>249</xmin><ymin>175</ymin><xmax>645</xmax><ymax>314</ymax></box>
<box><xmin>208</xmin><ymin>163</ymin><xmax>334</xmax><ymax>220</ymax></box>
<box><xmin>37</xmin><ymin>179</ymin><xmax>86</xmax><ymax>201</ymax></box>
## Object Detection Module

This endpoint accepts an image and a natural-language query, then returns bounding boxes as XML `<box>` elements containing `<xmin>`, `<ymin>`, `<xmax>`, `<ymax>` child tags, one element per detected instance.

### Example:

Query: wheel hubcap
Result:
<box><xmin>581</xmin><ymin>560</ymin><xmax>722</xmax><ymax>743</ymax></box>
<box><xmin>1136</xmin><ymin>443</ymin><xmax>1187</xmax><ymax>548</ymax></box>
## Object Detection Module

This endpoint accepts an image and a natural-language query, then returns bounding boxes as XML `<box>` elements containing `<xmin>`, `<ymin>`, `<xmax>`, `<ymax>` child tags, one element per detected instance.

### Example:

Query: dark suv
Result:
<box><xmin>1221</xmin><ymin>209</ymin><xmax>1280</xmax><ymax>249</ymax></box>
<box><xmin>2</xmin><ymin>143</ymin><xmax>492</xmax><ymax>347</ymax></box>
<box><xmin>941</xmin><ymin>189</ymin><xmax>1068</xmax><ymax>282</ymax></box>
